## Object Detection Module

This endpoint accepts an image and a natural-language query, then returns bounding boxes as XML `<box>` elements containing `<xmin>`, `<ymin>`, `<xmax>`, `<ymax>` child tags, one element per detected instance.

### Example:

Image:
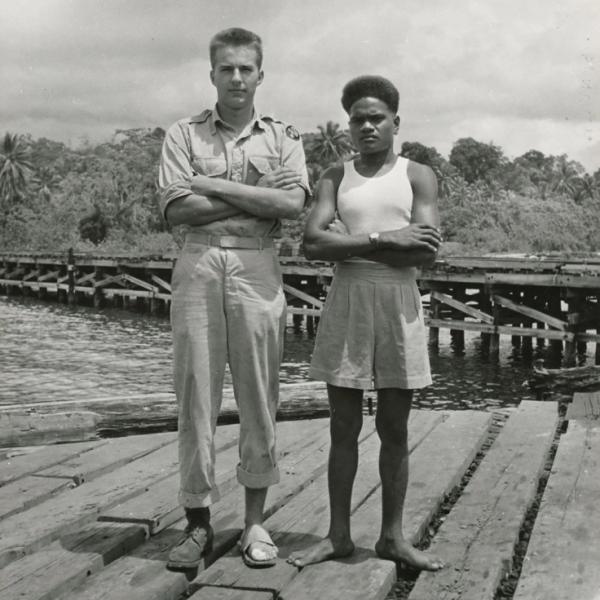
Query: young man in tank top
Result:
<box><xmin>288</xmin><ymin>76</ymin><xmax>444</xmax><ymax>571</ymax></box>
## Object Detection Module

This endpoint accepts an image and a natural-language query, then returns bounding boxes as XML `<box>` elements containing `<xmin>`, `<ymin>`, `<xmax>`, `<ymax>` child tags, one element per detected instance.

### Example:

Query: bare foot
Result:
<box><xmin>375</xmin><ymin>537</ymin><xmax>444</xmax><ymax>571</ymax></box>
<box><xmin>287</xmin><ymin>537</ymin><xmax>355</xmax><ymax>567</ymax></box>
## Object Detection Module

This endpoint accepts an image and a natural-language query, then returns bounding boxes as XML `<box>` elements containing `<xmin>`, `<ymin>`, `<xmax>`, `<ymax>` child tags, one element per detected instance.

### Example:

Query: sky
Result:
<box><xmin>1</xmin><ymin>0</ymin><xmax>599</xmax><ymax>172</ymax></box>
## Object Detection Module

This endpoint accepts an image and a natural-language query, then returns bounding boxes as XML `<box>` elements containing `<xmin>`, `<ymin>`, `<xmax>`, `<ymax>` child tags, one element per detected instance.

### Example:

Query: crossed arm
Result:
<box><xmin>302</xmin><ymin>161</ymin><xmax>442</xmax><ymax>267</ymax></box>
<box><xmin>165</xmin><ymin>168</ymin><xmax>306</xmax><ymax>227</ymax></box>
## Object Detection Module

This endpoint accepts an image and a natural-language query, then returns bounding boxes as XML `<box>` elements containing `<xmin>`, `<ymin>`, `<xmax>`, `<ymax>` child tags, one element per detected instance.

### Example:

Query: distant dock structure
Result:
<box><xmin>1</xmin><ymin>249</ymin><xmax>599</xmax><ymax>366</ymax></box>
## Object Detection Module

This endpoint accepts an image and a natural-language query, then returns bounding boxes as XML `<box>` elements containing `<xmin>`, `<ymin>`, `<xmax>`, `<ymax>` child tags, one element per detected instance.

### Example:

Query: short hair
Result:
<box><xmin>209</xmin><ymin>28</ymin><xmax>263</xmax><ymax>68</ymax></box>
<box><xmin>341</xmin><ymin>75</ymin><xmax>400</xmax><ymax>114</ymax></box>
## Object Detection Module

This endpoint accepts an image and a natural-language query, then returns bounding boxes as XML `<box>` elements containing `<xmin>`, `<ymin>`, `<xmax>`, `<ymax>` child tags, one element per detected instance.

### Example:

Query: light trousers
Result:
<box><xmin>171</xmin><ymin>240</ymin><xmax>286</xmax><ymax>507</ymax></box>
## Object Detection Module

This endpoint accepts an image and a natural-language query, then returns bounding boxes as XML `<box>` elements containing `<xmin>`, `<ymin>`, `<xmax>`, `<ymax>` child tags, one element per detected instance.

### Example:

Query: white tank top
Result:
<box><xmin>337</xmin><ymin>156</ymin><xmax>413</xmax><ymax>235</ymax></box>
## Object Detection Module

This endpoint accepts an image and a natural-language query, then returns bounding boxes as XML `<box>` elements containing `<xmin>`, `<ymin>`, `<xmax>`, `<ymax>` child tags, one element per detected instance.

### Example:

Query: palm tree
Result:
<box><xmin>550</xmin><ymin>156</ymin><xmax>582</xmax><ymax>198</ymax></box>
<box><xmin>308</xmin><ymin>121</ymin><xmax>355</xmax><ymax>167</ymax></box>
<box><xmin>0</xmin><ymin>132</ymin><xmax>33</xmax><ymax>203</ymax></box>
<box><xmin>33</xmin><ymin>166</ymin><xmax>61</xmax><ymax>202</ymax></box>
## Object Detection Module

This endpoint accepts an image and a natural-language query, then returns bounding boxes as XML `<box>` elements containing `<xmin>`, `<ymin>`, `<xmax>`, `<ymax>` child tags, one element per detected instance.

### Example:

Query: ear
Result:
<box><xmin>393</xmin><ymin>115</ymin><xmax>400</xmax><ymax>133</ymax></box>
<box><xmin>210</xmin><ymin>70</ymin><xmax>215</xmax><ymax>86</ymax></box>
<box><xmin>257</xmin><ymin>69</ymin><xmax>264</xmax><ymax>86</ymax></box>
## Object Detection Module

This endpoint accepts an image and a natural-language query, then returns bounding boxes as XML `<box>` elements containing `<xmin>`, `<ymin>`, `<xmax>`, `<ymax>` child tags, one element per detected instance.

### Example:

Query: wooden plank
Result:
<box><xmin>0</xmin><ymin>440</ymin><xmax>106</xmax><ymax>486</ymax></box>
<box><xmin>283</xmin><ymin>283</ymin><xmax>324</xmax><ymax>308</ymax></box>
<box><xmin>409</xmin><ymin>401</ymin><xmax>558</xmax><ymax>600</ymax></box>
<box><xmin>189</xmin><ymin>589</ymin><xmax>272</xmax><ymax>600</ymax></box>
<box><xmin>431</xmin><ymin>290</ymin><xmax>493</xmax><ymax>324</ymax></box>
<box><xmin>55</xmin><ymin>419</ymin><xmax>344</xmax><ymax>600</ymax></box>
<box><xmin>0</xmin><ymin>411</ymin><xmax>100</xmax><ymax>447</ymax></box>
<box><xmin>0</xmin><ymin>383</ymin><xmax>330</xmax><ymax>437</ymax></box>
<box><xmin>37</xmin><ymin>431</ymin><xmax>179</xmax><ymax>484</ymax></box>
<box><xmin>565</xmin><ymin>391</ymin><xmax>600</xmax><ymax>421</ymax></box>
<box><xmin>75</xmin><ymin>271</ymin><xmax>96</xmax><ymax>284</ymax></box>
<box><xmin>425</xmin><ymin>318</ymin><xmax>574</xmax><ymax>340</ymax></box>
<box><xmin>150</xmin><ymin>273</ymin><xmax>171</xmax><ymax>292</ymax></box>
<box><xmin>0</xmin><ymin>475</ymin><xmax>72</xmax><ymax>519</ymax></box>
<box><xmin>513</xmin><ymin>420</ymin><xmax>600</xmax><ymax>600</ymax></box>
<box><xmin>93</xmin><ymin>274</ymin><xmax>124</xmax><ymax>288</ymax></box>
<box><xmin>493</xmin><ymin>293</ymin><xmax>567</xmax><ymax>330</ymax></box>
<box><xmin>191</xmin><ymin>411</ymin><xmax>449</xmax><ymax>598</ymax></box>
<box><xmin>0</xmin><ymin>522</ymin><xmax>146</xmax><ymax>600</ymax></box>
<box><xmin>0</xmin><ymin>426</ymin><xmax>239</xmax><ymax>566</ymax></box>
<box><xmin>99</xmin><ymin>419</ymin><xmax>329</xmax><ymax>534</ymax></box>
<box><xmin>191</xmin><ymin>428</ymin><xmax>384</xmax><ymax>597</ymax></box>
<box><xmin>53</xmin><ymin>553</ymin><xmax>189</xmax><ymax>600</ymax></box>
<box><xmin>120</xmin><ymin>272</ymin><xmax>159</xmax><ymax>293</ymax></box>
<box><xmin>486</xmin><ymin>272</ymin><xmax>600</xmax><ymax>289</ymax></box>
<box><xmin>279</xmin><ymin>410</ymin><xmax>492</xmax><ymax>600</ymax></box>
<box><xmin>0</xmin><ymin>429</ymin><xmax>195</xmax><ymax>567</ymax></box>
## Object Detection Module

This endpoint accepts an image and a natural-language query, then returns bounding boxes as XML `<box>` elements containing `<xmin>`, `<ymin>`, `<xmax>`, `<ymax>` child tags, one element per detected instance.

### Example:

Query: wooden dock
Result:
<box><xmin>2</xmin><ymin>251</ymin><xmax>599</xmax><ymax>364</ymax></box>
<box><xmin>1</xmin><ymin>399</ymin><xmax>598</xmax><ymax>599</ymax></box>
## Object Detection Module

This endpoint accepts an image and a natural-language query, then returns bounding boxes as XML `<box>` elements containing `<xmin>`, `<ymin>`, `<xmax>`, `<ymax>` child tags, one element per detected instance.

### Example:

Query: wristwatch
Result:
<box><xmin>368</xmin><ymin>232</ymin><xmax>380</xmax><ymax>247</ymax></box>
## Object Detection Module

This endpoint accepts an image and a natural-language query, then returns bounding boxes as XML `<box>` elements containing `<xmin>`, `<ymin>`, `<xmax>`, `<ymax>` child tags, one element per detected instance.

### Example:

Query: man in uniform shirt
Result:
<box><xmin>158</xmin><ymin>27</ymin><xmax>309</xmax><ymax>569</ymax></box>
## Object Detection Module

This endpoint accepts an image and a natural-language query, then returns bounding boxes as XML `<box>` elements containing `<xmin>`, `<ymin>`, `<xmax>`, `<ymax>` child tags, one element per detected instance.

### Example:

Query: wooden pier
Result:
<box><xmin>0</xmin><ymin>399</ymin><xmax>598</xmax><ymax>599</ymax></box>
<box><xmin>1</xmin><ymin>251</ymin><xmax>599</xmax><ymax>365</ymax></box>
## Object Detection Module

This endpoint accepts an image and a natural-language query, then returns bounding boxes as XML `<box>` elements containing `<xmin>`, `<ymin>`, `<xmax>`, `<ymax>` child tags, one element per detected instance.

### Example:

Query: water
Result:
<box><xmin>1</xmin><ymin>295</ymin><xmax>593</xmax><ymax>410</ymax></box>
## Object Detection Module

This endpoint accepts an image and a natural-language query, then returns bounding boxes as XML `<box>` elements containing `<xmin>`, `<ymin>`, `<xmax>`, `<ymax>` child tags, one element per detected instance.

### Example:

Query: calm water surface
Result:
<box><xmin>1</xmin><ymin>295</ymin><xmax>592</xmax><ymax>410</ymax></box>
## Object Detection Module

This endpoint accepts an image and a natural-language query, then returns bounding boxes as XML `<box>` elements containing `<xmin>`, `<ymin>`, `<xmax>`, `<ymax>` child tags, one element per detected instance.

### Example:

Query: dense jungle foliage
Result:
<box><xmin>1</xmin><ymin>125</ymin><xmax>599</xmax><ymax>257</ymax></box>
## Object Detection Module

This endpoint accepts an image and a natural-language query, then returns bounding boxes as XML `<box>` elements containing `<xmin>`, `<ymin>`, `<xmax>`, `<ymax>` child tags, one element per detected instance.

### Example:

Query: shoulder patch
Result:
<box><xmin>285</xmin><ymin>125</ymin><xmax>300</xmax><ymax>140</ymax></box>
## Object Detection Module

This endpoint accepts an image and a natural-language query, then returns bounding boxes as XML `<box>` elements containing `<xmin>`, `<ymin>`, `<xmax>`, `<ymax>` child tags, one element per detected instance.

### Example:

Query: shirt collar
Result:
<box><xmin>211</xmin><ymin>105</ymin><xmax>268</xmax><ymax>135</ymax></box>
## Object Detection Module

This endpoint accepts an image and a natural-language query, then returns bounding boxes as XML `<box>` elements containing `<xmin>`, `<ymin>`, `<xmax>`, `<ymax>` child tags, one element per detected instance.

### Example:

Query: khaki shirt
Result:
<box><xmin>158</xmin><ymin>107</ymin><xmax>310</xmax><ymax>237</ymax></box>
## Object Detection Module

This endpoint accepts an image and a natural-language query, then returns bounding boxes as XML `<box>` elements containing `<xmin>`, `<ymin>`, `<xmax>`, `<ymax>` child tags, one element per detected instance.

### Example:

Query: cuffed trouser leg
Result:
<box><xmin>171</xmin><ymin>245</ymin><xmax>227</xmax><ymax>508</ymax></box>
<box><xmin>225</xmin><ymin>248</ymin><xmax>286</xmax><ymax>489</ymax></box>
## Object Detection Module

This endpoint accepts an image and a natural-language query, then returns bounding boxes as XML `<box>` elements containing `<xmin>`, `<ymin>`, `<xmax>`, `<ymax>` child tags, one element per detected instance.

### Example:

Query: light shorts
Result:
<box><xmin>309</xmin><ymin>260</ymin><xmax>432</xmax><ymax>390</ymax></box>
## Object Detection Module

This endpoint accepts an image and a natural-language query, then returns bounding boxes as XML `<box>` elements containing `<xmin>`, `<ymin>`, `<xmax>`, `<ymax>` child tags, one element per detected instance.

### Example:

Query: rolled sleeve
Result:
<box><xmin>158</xmin><ymin>121</ymin><xmax>194</xmax><ymax>219</ymax></box>
<box><xmin>280</xmin><ymin>133</ymin><xmax>311</xmax><ymax>203</ymax></box>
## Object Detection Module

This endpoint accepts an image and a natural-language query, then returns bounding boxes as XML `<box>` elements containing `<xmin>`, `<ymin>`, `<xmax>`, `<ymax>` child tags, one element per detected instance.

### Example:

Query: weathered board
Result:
<box><xmin>0</xmin><ymin>411</ymin><xmax>100</xmax><ymax>447</ymax></box>
<box><xmin>54</xmin><ymin>418</ymin><xmax>336</xmax><ymax>600</ymax></box>
<box><xmin>409</xmin><ymin>401</ymin><xmax>558</xmax><ymax>600</ymax></box>
<box><xmin>0</xmin><ymin>424</ymin><xmax>242</xmax><ymax>568</ymax></box>
<box><xmin>0</xmin><ymin>440</ymin><xmax>106</xmax><ymax>486</ymax></box>
<box><xmin>0</xmin><ymin>474</ymin><xmax>72</xmax><ymax>519</ymax></box>
<box><xmin>0</xmin><ymin>522</ymin><xmax>146</xmax><ymax>600</ymax></box>
<box><xmin>190</xmin><ymin>411</ymin><xmax>462</xmax><ymax>600</ymax></box>
<box><xmin>513</xmin><ymin>420</ymin><xmax>600</xmax><ymax>600</ymax></box>
<box><xmin>280</xmin><ymin>410</ymin><xmax>492</xmax><ymax>600</ymax></box>
<box><xmin>99</xmin><ymin>419</ymin><xmax>329</xmax><ymax>534</ymax></box>
<box><xmin>37</xmin><ymin>431</ymin><xmax>179</xmax><ymax>484</ymax></box>
<box><xmin>565</xmin><ymin>390</ymin><xmax>600</xmax><ymax>421</ymax></box>
<box><xmin>191</xmin><ymin>429</ymin><xmax>387</xmax><ymax>597</ymax></box>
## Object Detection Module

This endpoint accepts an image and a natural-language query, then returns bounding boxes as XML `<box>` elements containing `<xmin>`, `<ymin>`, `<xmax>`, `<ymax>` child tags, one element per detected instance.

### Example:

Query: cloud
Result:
<box><xmin>1</xmin><ymin>0</ymin><xmax>598</xmax><ymax>172</ymax></box>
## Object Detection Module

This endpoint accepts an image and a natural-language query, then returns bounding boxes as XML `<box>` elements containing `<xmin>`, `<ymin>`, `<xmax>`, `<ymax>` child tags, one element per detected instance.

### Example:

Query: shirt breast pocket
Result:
<box><xmin>246</xmin><ymin>155</ymin><xmax>280</xmax><ymax>186</ymax></box>
<box><xmin>192</xmin><ymin>156</ymin><xmax>227</xmax><ymax>179</ymax></box>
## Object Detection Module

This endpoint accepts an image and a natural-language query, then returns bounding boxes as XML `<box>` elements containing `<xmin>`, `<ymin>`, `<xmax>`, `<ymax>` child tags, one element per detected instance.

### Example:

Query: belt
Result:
<box><xmin>186</xmin><ymin>232</ymin><xmax>275</xmax><ymax>249</ymax></box>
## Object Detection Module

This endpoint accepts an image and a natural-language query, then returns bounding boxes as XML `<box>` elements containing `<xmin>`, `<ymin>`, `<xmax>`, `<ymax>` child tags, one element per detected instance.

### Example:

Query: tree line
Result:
<box><xmin>1</xmin><ymin>125</ymin><xmax>599</xmax><ymax>256</ymax></box>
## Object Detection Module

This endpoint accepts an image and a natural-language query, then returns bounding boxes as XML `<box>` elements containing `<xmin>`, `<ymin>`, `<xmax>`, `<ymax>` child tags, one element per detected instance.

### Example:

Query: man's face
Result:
<box><xmin>210</xmin><ymin>45</ymin><xmax>263</xmax><ymax>111</ymax></box>
<box><xmin>348</xmin><ymin>97</ymin><xmax>399</xmax><ymax>155</ymax></box>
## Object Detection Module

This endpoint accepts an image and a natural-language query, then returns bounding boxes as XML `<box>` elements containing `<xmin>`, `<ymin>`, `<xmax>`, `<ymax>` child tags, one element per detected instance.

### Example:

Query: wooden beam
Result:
<box><xmin>431</xmin><ymin>290</ymin><xmax>493</xmax><ymax>324</ymax></box>
<box><xmin>283</xmin><ymin>283</ymin><xmax>324</xmax><ymax>308</ymax></box>
<box><xmin>5</xmin><ymin>267</ymin><xmax>25</xmax><ymax>279</ymax></box>
<box><xmin>38</xmin><ymin>270</ymin><xmax>60</xmax><ymax>282</ymax></box>
<box><xmin>150</xmin><ymin>273</ymin><xmax>171</xmax><ymax>292</ymax></box>
<box><xmin>22</xmin><ymin>269</ymin><xmax>40</xmax><ymax>282</ymax></box>
<box><xmin>119</xmin><ymin>273</ymin><xmax>158</xmax><ymax>293</ymax></box>
<box><xmin>287</xmin><ymin>306</ymin><xmax>321</xmax><ymax>317</ymax></box>
<box><xmin>75</xmin><ymin>272</ymin><xmax>96</xmax><ymax>285</ymax></box>
<box><xmin>425</xmin><ymin>318</ymin><xmax>574</xmax><ymax>340</ymax></box>
<box><xmin>493</xmin><ymin>294</ymin><xmax>568</xmax><ymax>330</ymax></box>
<box><xmin>487</xmin><ymin>273</ymin><xmax>600</xmax><ymax>288</ymax></box>
<box><xmin>93</xmin><ymin>275</ymin><xmax>125</xmax><ymax>289</ymax></box>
